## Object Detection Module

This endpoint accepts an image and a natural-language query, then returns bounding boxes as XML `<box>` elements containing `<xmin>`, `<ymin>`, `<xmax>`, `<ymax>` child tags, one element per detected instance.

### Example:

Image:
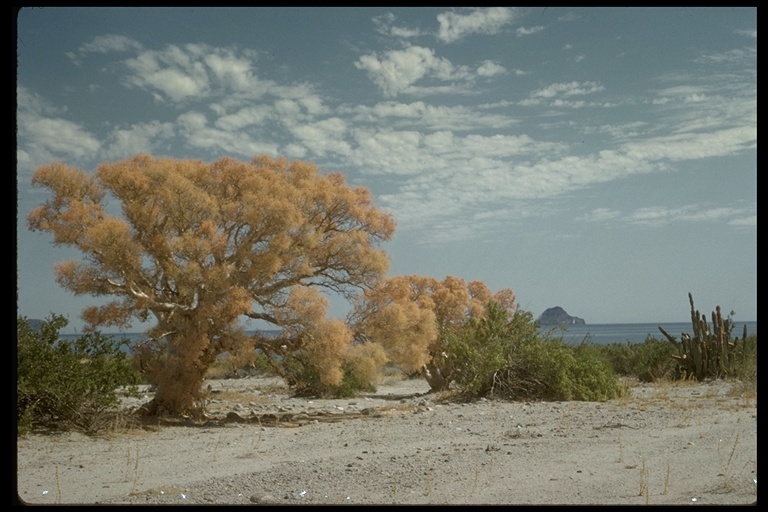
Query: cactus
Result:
<box><xmin>657</xmin><ymin>293</ymin><xmax>740</xmax><ymax>381</ymax></box>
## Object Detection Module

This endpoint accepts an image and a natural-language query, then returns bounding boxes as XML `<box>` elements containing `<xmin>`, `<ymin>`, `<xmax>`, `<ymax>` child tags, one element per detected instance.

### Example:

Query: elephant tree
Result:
<box><xmin>28</xmin><ymin>154</ymin><xmax>395</xmax><ymax>415</ymax></box>
<box><xmin>350</xmin><ymin>275</ymin><xmax>516</xmax><ymax>391</ymax></box>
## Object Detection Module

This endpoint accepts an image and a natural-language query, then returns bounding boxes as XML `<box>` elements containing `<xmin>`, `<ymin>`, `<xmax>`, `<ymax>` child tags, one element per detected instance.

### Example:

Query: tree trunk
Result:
<box><xmin>145</xmin><ymin>329</ymin><xmax>213</xmax><ymax>417</ymax></box>
<box><xmin>422</xmin><ymin>359</ymin><xmax>453</xmax><ymax>392</ymax></box>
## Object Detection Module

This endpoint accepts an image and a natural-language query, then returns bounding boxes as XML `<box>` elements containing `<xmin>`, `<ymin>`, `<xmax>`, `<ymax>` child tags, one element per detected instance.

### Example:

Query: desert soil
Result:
<box><xmin>16</xmin><ymin>375</ymin><xmax>757</xmax><ymax>505</ymax></box>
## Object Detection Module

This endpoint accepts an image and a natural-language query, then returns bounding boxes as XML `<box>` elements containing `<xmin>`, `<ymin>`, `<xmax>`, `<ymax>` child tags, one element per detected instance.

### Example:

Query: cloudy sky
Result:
<box><xmin>16</xmin><ymin>7</ymin><xmax>756</xmax><ymax>333</ymax></box>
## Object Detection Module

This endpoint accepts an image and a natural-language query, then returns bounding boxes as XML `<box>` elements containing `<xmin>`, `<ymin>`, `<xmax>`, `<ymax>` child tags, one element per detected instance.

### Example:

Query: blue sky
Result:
<box><xmin>16</xmin><ymin>7</ymin><xmax>756</xmax><ymax>333</ymax></box>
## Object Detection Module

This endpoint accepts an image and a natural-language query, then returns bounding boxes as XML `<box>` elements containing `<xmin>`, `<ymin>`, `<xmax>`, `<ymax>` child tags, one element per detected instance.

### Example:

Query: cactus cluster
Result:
<box><xmin>658</xmin><ymin>292</ymin><xmax>747</xmax><ymax>381</ymax></box>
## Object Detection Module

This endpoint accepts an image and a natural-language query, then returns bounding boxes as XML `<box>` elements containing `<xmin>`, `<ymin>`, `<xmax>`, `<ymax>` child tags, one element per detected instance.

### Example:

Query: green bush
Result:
<box><xmin>733</xmin><ymin>334</ymin><xmax>757</xmax><ymax>383</ymax></box>
<box><xmin>596</xmin><ymin>337</ymin><xmax>678</xmax><ymax>382</ymax></box>
<box><xmin>17</xmin><ymin>314</ymin><xmax>141</xmax><ymax>435</ymax></box>
<box><xmin>448</xmin><ymin>303</ymin><xmax>621</xmax><ymax>401</ymax></box>
<box><xmin>278</xmin><ymin>352</ymin><xmax>376</xmax><ymax>398</ymax></box>
<box><xmin>448</xmin><ymin>301</ymin><xmax>520</xmax><ymax>396</ymax></box>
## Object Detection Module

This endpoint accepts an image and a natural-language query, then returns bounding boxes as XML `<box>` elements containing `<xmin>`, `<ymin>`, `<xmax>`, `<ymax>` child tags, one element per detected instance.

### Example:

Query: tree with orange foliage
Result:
<box><xmin>350</xmin><ymin>275</ymin><xmax>516</xmax><ymax>391</ymax></box>
<box><xmin>27</xmin><ymin>154</ymin><xmax>395</xmax><ymax>415</ymax></box>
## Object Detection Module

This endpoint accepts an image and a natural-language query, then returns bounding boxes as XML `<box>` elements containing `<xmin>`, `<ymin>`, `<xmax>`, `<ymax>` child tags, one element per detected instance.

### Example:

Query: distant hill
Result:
<box><xmin>537</xmin><ymin>307</ymin><xmax>585</xmax><ymax>325</ymax></box>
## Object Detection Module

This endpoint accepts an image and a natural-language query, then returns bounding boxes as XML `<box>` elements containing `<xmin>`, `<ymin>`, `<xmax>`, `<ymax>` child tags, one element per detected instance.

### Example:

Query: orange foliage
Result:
<box><xmin>28</xmin><ymin>154</ymin><xmax>395</xmax><ymax>414</ymax></box>
<box><xmin>352</xmin><ymin>275</ymin><xmax>516</xmax><ymax>390</ymax></box>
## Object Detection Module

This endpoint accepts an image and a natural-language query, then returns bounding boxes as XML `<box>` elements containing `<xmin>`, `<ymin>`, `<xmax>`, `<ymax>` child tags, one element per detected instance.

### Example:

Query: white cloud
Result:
<box><xmin>581</xmin><ymin>204</ymin><xmax>755</xmax><ymax>228</ymax></box>
<box><xmin>78</xmin><ymin>34</ymin><xmax>144</xmax><ymax>54</ymax></box>
<box><xmin>347</xmin><ymin>128</ymin><xmax>567</xmax><ymax>178</ymax></box>
<box><xmin>16</xmin><ymin>87</ymin><xmax>100</xmax><ymax>168</ymax></box>
<box><xmin>581</xmin><ymin>208</ymin><xmax>621</xmax><ymax>222</ymax></box>
<box><xmin>287</xmin><ymin>118</ymin><xmax>351</xmax><ymax>157</ymax></box>
<box><xmin>437</xmin><ymin>7</ymin><xmax>517</xmax><ymax>43</ymax></box>
<box><xmin>531</xmin><ymin>81</ymin><xmax>605</xmax><ymax>99</ymax></box>
<box><xmin>624</xmin><ymin>205</ymin><xmax>755</xmax><ymax>227</ymax></box>
<box><xmin>102</xmin><ymin>121</ymin><xmax>176</xmax><ymax>160</ymax></box>
<box><xmin>694</xmin><ymin>47</ymin><xmax>756</xmax><ymax>65</ymax></box>
<box><xmin>124</xmin><ymin>46</ymin><xmax>211</xmax><ymax>103</ymax></box>
<box><xmin>347</xmin><ymin>128</ymin><xmax>426</xmax><ymax>175</ymax></box>
<box><xmin>204</xmin><ymin>50</ymin><xmax>255</xmax><ymax>91</ymax></box>
<box><xmin>176</xmin><ymin>111</ymin><xmax>279</xmax><ymax>157</ymax></box>
<box><xmin>19</xmin><ymin>116</ymin><xmax>101</xmax><ymax>162</ymax></box>
<box><xmin>521</xmin><ymin>81</ymin><xmax>606</xmax><ymax>107</ymax></box>
<box><xmin>67</xmin><ymin>34</ymin><xmax>144</xmax><ymax>65</ymax></box>
<box><xmin>516</xmin><ymin>26</ymin><xmax>544</xmax><ymax>37</ymax></box>
<box><xmin>355</xmin><ymin>45</ymin><xmax>470</xmax><ymax>97</ymax></box>
<box><xmin>344</xmin><ymin>101</ymin><xmax>518</xmax><ymax>132</ymax></box>
<box><xmin>213</xmin><ymin>105</ymin><xmax>272</xmax><ymax>131</ymax></box>
<box><xmin>476</xmin><ymin>60</ymin><xmax>506</xmax><ymax>77</ymax></box>
<box><xmin>735</xmin><ymin>29</ymin><xmax>756</xmax><ymax>38</ymax></box>
<box><xmin>365</xmin><ymin>112</ymin><xmax>756</xmax><ymax>241</ymax></box>
<box><xmin>620</xmin><ymin>127</ymin><xmax>756</xmax><ymax>162</ymax></box>
<box><xmin>121</xmin><ymin>44</ymin><xmax>261</xmax><ymax>103</ymax></box>
<box><xmin>372</xmin><ymin>12</ymin><xmax>423</xmax><ymax>39</ymax></box>
<box><xmin>728</xmin><ymin>215</ymin><xmax>756</xmax><ymax>227</ymax></box>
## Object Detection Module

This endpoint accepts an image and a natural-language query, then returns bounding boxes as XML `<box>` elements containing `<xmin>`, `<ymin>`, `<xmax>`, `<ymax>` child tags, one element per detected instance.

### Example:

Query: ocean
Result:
<box><xmin>58</xmin><ymin>321</ymin><xmax>757</xmax><ymax>350</ymax></box>
<box><xmin>541</xmin><ymin>321</ymin><xmax>758</xmax><ymax>346</ymax></box>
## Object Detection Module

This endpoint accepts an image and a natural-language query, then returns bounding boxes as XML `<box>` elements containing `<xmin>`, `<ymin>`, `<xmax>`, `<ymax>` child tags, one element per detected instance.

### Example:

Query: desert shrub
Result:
<box><xmin>568</xmin><ymin>343</ymin><xmax>624</xmax><ymax>401</ymax></box>
<box><xmin>449</xmin><ymin>303</ymin><xmax>535</xmax><ymax>396</ymax></box>
<box><xmin>343</xmin><ymin>342</ymin><xmax>388</xmax><ymax>390</ymax></box>
<box><xmin>449</xmin><ymin>303</ymin><xmax>621</xmax><ymax>401</ymax></box>
<box><xmin>278</xmin><ymin>344</ymin><xmax>383</xmax><ymax>398</ymax></box>
<box><xmin>730</xmin><ymin>334</ymin><xmax>757</xmax><ymax>383</ymax></box>
<box><xmin>17</xmin><ymin>314</ymin><xmax>141</xmax><ymax>435</ymax></box>
<box><xmin>597</xmin><ymin>337</ymin><xmax>678</xmax><ymax>382</ymax></box>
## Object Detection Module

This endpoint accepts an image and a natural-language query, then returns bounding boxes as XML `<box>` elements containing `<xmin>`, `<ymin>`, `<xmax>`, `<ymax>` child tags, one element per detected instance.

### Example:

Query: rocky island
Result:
<box><xmin>537</xmin><ymin>306</ymin><xmax>585</xmax><ymax>325</ymax></box>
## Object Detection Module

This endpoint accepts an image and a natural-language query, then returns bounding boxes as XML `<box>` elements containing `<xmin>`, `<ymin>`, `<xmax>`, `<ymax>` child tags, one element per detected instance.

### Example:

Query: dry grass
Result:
<box><xmin>725</xmin><ymin>379</ymin><xmax>757</xmax><ymax>400</ymax></box>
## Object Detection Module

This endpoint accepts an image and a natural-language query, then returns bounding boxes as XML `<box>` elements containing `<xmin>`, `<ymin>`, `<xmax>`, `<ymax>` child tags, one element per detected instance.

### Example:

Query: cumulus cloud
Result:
<box><xmin>372</xmin><ymin>12</ymin><xmax>423</xmax><ymax>39</ymax></box>
<box><xmin>476</xmin><ymin>60</ymin><xmax>506</xmax><ymax>77</ymax></box>
<box><xmin>213</xmin><ymin>105</ymin><xmax>273</xmax><ymax>131</ymax></box>
<box><xmin>122</xmin><ymin>44</ymin><xmax>257</xmax><ymax>103</ymax></box>
<box><xmin>16</xmin><ymin>86</ymin><xmax>101</xmax><ymax>168</ymax></box>
<box><xmin>204</xmin><ymin>51</ymin><xmax>255</xmax><ymax>91</ymax></box>
<box><xmin>67</xmin><ymin>34</ymin><xmax>144</xmax><ymax>65</ymax></box>
<box><xmin>287</xmin><ymin>118</ymin><xmax>352</xmax><ymax>157</ymax></box>
<box><xmin>436</xmin><ymin>7</ymin><xmax>517</xmax><ymax>43</ymax></box>
<box><xmin>516</xmin><ymin>26</ymin><xmax>544</xmax><ymax>37</ymax></box>
<box><xmin>176</xmin><ymin>111</ymin><xmax>279</xmax><ymax>157</ymax></box>
<box><xmin>124</xmin><ymin>46</ymin><xmax>211</xmax><ymax>102</ymax></box>
<box><xmin>355</xmin><ymin>45</ymin><xmax>471</xmax><ymax>97</ymax></box>
<box><xmin>102</xmin><ymin>121</ymin><xmax>176</xmax><ymax>160</ymax></box>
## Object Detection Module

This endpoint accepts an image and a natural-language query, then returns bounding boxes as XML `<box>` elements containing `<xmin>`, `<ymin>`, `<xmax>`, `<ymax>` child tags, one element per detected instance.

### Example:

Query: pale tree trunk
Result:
<box><xmin>422</xmin><ymin>356</ymin><xmax>454</xmax><ymax>392</ymax></box>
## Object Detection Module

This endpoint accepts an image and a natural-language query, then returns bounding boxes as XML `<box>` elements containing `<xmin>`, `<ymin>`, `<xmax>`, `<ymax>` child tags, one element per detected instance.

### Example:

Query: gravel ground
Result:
<box><xmin>16</xmin><ymin>376</ymin><xmax>757</xmax><ymax>505</ymax></box>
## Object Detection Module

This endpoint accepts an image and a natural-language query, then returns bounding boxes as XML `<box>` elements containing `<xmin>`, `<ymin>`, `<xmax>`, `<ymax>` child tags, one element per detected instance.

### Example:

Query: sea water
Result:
<box><xmin>542</xmin><ymin>321</ymin><xmax>758</xmax><ymax>346</ymax></box>
<box><xmin>58</xmin><ymin>322</ymin><xmax>757</xmax><ymax>350</ymax></box>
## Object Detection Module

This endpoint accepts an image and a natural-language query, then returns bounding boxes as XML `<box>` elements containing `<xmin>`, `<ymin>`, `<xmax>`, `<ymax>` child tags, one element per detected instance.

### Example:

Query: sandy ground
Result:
<box><xmin>16</xmin><ymin>375</ymin><xmax>757</xmax><ymax>505</ymax></box>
